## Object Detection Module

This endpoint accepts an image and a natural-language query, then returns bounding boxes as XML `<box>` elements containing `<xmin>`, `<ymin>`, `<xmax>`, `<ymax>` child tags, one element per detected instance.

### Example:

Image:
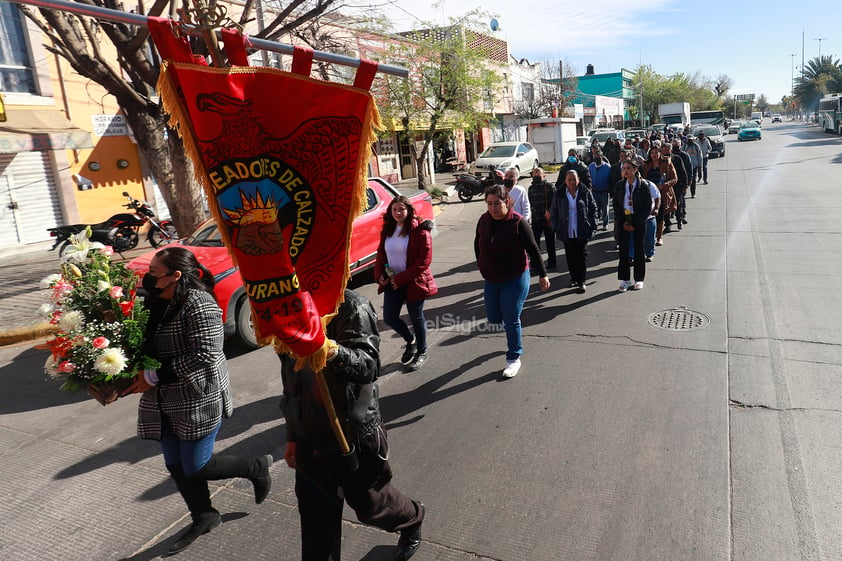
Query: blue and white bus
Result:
<box><xmin>818</xmin><ymin>93</ymin><xmax>842</xmax><ymax>135</ymax></box>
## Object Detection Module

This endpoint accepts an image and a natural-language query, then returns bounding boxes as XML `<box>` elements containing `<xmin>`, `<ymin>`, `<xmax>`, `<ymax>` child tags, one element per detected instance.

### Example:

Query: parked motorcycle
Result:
<box><xmin>454</xmin><ymin>167</ymin><xmax>504</xmax><ymax>202</ymax></box>
<box><xmin>48</xmin><ymin>192</ymin><xmax>177</xmax><ymax>257</ymax></box>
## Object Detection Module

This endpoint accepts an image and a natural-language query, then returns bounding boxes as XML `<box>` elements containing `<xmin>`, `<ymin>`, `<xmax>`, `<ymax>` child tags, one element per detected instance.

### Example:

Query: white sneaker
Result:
<box><xmin>502</xmin><ymin>358</ymin><xmax>521</xmax><ymax>378</ymax></box>
<box><xmin>618</xmin><ymin>280</ymin><xmax>632</xmax><ymax>292</ymax></box>
<box><xmin>632</xmin><ymin>281</ymin><xmax>644</xmax><ymax>290</ymax></box>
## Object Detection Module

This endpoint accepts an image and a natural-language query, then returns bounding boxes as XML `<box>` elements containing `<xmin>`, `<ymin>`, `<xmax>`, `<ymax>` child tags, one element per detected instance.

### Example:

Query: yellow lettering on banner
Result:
<box><xmin>244</xmin><ymin>275</ymin><xmax>301</xmax><ymax>302</ymax></box>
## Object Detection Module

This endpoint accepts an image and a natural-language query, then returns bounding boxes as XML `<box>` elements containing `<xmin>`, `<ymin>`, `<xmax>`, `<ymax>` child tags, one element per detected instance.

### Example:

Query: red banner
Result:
<box><xmin>150</xmin><ymin>23</ymin><xmax>381</xmax><ymax>370</ymax></box>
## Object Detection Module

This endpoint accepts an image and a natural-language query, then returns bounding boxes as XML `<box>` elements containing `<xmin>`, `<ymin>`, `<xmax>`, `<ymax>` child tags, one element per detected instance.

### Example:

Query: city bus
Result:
<box><xmin>817</xmin><ymin>93</ymin><xmax>842</xmax><ymax>135</ymax></box>
<box><xmin>689</xmin><ymin>110</ymin><xmax>725</xmax><ymax>126</ymax></box>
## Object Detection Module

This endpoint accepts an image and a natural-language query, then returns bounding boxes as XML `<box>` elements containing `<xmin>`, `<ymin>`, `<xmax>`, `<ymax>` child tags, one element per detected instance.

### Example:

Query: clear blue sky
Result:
<box><xmin>368</xmin><ymin>0</ymin><xmax>840</xmax><ymax>104</ymax></box>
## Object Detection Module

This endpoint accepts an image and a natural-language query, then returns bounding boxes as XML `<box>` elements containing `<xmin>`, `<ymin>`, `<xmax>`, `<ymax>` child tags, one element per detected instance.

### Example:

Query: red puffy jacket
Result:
<box><xmin>374</xmin><ymin>219</ymin><xmax>438</xmax><ymax>302</ymax></box>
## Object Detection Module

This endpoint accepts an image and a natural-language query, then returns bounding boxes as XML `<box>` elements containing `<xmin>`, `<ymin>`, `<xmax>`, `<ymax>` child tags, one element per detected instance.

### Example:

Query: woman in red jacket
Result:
<box><xmin>374</xmin><ymin>196</ymin><xmax>437</xmax><ymax>371</ymax></box>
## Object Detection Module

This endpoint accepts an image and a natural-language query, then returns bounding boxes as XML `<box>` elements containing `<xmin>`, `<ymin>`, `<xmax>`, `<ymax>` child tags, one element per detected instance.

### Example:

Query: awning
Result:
<box><xmin>0</xmin><ymin>108</ymin><xmax>93</xmax><ymax>153</ymax></box>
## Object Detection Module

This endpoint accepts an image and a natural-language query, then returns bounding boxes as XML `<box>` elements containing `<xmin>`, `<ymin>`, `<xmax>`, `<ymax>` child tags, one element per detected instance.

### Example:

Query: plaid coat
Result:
<box><xmin>137</xmin><ymin>289</ymin><xmax>232</xmax><ymax>441</ymax></box>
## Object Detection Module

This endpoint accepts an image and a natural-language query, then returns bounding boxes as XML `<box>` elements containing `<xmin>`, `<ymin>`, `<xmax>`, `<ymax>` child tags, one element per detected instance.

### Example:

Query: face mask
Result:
<box><xmin>142</xmin><ymin>273</ymin><xmax>165</xmax><ymax>297</ymax></box>
<box><xmin>503</xmin><ymin>179</ymin><xmax>514</xmax><ymax>188</ymax></box>
<box><xmin>568</xmin><ymin>156</ymin><xmax>577</xmax><ymax>163</ymax></box>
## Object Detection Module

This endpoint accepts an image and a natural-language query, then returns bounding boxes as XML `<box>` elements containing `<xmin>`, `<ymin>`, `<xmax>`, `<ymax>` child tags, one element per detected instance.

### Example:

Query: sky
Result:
<box><xmin>363</xmin><ymin>0</ymin><xmax>840</xmax><ymax>104</ymax></box>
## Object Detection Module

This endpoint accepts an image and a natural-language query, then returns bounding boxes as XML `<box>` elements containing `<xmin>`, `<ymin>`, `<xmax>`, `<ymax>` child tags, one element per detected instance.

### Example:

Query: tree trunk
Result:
<box><xmin>119</xmin><ymin>100</ymin><xmax>205</xmax><ymax>235</ymax></box>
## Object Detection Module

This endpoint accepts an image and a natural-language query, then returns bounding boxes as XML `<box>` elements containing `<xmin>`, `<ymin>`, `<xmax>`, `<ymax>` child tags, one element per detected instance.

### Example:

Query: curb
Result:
<box><xmin>0</xmin><ymin>323</ymin><xmax>56</xmax><ymax>347</ymax></box>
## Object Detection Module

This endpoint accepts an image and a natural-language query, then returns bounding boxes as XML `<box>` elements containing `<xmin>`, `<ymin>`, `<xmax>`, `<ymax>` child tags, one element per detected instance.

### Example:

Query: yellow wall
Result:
<box><xmin>45</xmin><ymin>38</ymin><xmax>147</xmax><ymax>224</ymax></box>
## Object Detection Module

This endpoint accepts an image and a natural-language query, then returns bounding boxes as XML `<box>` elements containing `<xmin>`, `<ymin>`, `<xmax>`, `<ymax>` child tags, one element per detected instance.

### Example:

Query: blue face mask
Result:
<box><xmin>568</xmin><ymin>156</ymin><xmax>577</xmax><ymax>163</ymax></box>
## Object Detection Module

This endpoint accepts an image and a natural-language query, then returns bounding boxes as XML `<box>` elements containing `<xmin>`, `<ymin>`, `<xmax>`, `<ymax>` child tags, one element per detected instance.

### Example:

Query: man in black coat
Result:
<box><xmin>555</xmin><ymin>148</ymin><xmax>592</xmax><ymax>190</ymax></box>
<box><xmin>671</xmin><ymin>139</ymin><xmax>692</xmax><ymax>228</ymax></box>
<box><xmin>278</xmin><ymin>290</ymin><xmax>424</xmax><ymax>561</ymax></box>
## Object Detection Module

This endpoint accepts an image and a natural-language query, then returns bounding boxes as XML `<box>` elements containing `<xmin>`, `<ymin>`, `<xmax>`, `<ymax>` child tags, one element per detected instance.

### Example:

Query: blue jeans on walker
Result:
<box><xmin>161</xmin><ymin>419</ymin><xmax>221</xmax><ymax>476</ymax></box>
<box><xmin>483</xmin><ymin>269</ymin><xmax>530</xmax><ymax>361</ymax></box>
<box><xmin>382</xmin><ymin>284</ymin><xmax>427</xmax><ymax>353</ymax></box>
<box><xmin>644</xmin><ymin>215</ymin><xmax>656</xmax><ymax>258</ymax></box>
<box><xmin>628</xmin><ymin>216</ymin><xmax>657</xmax><ymax>260</ymax></box>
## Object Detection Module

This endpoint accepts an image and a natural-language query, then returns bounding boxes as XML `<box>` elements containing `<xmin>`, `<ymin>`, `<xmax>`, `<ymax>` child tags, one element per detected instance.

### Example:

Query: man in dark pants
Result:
<box><xmin>527</xmin><ymin>167</ymin><xmax>557</xmax><ymax>269</ymax></box>
<box><xmin>614</xmin><ymin>157</ymin><xmax>659</xmax><ymax>292</ymax></box>
<box><xmin>278</xmin><ymin>290</ymin><xmax>424</xmax><ymax>561</ymax></box>
<box><xmin>671</xmin><ymin>139</ymin><xmax>693</xmax><ymax>228</ymax></box>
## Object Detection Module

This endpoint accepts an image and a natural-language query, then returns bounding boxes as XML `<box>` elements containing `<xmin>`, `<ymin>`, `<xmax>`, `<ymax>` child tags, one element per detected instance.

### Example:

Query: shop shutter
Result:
<box><xmin>0</xmin><ymin>151</ymin><xmax>63</xmax><ymax>246</ymax></box>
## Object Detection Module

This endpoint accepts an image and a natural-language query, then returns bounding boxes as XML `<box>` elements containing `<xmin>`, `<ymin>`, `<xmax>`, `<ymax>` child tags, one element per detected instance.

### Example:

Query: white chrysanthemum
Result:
<box><xmin>59</xmin><ymin>310</ymin><xmax>84</xmax><ymax>333</ymax></box>
<box><xmin>39</xmin><ymin>274</ymin><xmax>62</xmax><ymax>289</ymax></box>
<box><xmin>38</xmin><ymin>303</ymin><xmax>55</xmax><ymax>318</ymax></box>
<box><xmin>94</xmin><ymin>347</ymin><xmax>127</xmax><ymax>377</ymax></box>
<box><xmin>44</xmin><ymin>356</ymin><xmax>61</xmax><ymax>379</ymax></box>
<box><xmin>96</xmin><ymin>280</ymin><xmax>111</xmax><ymax>292</ymax></box>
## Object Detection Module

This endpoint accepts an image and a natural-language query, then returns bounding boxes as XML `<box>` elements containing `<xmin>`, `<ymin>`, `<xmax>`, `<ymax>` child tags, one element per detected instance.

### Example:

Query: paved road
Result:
<box><xmin>1</xmin><ymin>122</ymin><xmax>840</xmax><ymax>560</ymax></box>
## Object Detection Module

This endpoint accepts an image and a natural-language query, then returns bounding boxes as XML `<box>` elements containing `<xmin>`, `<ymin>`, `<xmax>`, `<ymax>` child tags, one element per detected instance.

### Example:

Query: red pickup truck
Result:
<box><xmin>128</xmin><ymin>178</ymin><xmax>435</xmax><ymax>348</ymax></box>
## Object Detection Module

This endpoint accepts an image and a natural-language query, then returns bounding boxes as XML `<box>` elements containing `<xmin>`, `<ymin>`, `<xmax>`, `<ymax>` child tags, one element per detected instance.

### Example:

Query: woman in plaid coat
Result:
<box><xmin>125</xmin><ymin>246</ymin><xmax>272</xmax><ymax>555</ymax></box>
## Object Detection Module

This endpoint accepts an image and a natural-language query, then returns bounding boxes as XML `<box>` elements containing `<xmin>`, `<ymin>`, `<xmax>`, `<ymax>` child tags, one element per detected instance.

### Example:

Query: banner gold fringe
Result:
<box><xmin>156</xmin><ymin>61</ymin><xmax>383</xmax><ymax>372</ymax></box>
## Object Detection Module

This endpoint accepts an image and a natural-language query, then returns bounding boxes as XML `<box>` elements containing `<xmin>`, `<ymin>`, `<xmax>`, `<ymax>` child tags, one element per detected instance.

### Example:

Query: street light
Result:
<box><xmin>815</xmin><ymin>37</ymin><xmax>828</xmax><ymax>58</ymax></box>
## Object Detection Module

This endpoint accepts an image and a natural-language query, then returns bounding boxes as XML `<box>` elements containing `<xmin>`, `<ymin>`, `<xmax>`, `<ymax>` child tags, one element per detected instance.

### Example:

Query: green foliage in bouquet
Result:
<box><xmin>41</xmin><ymin>227</ymin><xmax>160</xmax><ymax>392</ymax></box>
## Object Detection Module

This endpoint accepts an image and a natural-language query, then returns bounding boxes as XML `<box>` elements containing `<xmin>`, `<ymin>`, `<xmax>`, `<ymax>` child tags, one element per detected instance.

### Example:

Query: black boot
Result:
<box><xmin>166</xmin><ymin>464</ymin><xmax>220</xmax><ymax>555</ymax></box>
<box><xmin>196</xmin><ymin>454</ymin><xmax>273</xmax><ymax>504</ymax></box>
<box><xmin>394</xmin><ymin>503</ymin><xmax>424</xmax><ymax>561</ymax></box>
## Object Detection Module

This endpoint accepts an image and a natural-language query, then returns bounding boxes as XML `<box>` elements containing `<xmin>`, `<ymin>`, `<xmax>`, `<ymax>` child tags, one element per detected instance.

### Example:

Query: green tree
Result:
<box><xmin>376</xmin><ymin>13</ymin><xmax>504</xmax><ymax>190</ymax></box>
<box><xmin>632</xmin><ymin>65</ymin><xmax>725</xmax><ymax>124</ymax></box>
<box><xmin>794</xmin><ymin>55</ymin><xmax>842</xmax><ymax>111</ymax></box>
<box><xmin>21</xmin><ymin>0</ymin><xmax>337</xmax><ymax>234</ymax></box>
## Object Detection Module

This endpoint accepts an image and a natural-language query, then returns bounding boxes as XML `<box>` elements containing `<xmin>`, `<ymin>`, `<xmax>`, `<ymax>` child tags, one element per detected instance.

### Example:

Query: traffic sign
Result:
<box><xmin>735</xmin><ymin>93</ymin><xmax>755</xmax><ymax>101</ymax></box>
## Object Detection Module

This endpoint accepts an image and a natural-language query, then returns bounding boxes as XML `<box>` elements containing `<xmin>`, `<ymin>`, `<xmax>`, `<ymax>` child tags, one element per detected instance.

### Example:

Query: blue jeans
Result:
<box><xmin>644</xmin><ymin>215</ymin><xmax>657</xmax><ymax>258</ymax></box>
<box><xmin>161</xmin><ymin>419</ymin><xmax>221</xmax><ymax>476</ymax></box>
<box><xmin>383</xmin><ymin>285</ymin><xmax>427</xmax><ymax>353</ymax></box>
<box><xmin>592</xmin><ymin>190</ymin><xmax>610</xmax><ymax>228</ymax></box>
<box><xmin>483</xmin><ymin>269</ymin><xmax>530</xmax><ymax>361</ymax></box>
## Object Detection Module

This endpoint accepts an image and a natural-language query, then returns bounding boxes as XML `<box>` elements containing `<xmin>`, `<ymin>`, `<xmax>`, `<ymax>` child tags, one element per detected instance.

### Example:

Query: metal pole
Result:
<box><xmin>5</xmin><ymin>0</ymin><xmax>409</xmax><ymax>78</ymax></box>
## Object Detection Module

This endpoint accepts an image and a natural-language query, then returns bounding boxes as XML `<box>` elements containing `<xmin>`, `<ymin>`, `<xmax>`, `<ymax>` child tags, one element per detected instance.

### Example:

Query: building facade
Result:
<box><xmin>568</xmin><ymin>66</ymin><xmax>637</xmax><ymax>131</ymax></box>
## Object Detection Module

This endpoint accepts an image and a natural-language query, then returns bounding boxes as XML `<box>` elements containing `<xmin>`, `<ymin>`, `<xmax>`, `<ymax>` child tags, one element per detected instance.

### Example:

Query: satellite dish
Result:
<box><xmin>490</xmin><ymin>18</ymin><xmax>499</xmax><ymax>31</ymax></box>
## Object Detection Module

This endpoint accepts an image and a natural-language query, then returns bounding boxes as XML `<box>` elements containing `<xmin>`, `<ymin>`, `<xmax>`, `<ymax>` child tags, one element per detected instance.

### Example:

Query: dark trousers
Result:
<box><xmin>618</xmin><ymin>225</ymin><xmax>646</xmax><ymax>282</ymax></box>
<box><xmin>382</xmin><ymin>285</ymin><xmax>427</xmax><ymax>353</ymax></box>
<box><xmin>701</xmin><ymin>156</ymin><xmax>709</xmax><ymax>181</ymax></box>
<box><xmin>562</xmin><ymin>238</ymin><xmax>589</xmax><ymax>284</ymax></box>
<box><xmin>531</xmin><ymin>218</ymin><xmax>556</xmax><ymax>265</ymax></box>
<box><xmin>295</xmin><ymin>432</ymin><xmax>423</xmax><ymax>561</ymax></box>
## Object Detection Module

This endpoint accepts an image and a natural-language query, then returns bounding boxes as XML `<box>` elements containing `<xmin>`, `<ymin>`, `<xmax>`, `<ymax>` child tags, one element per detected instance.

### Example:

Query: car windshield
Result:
<box><xmin>693</xmin><ymin>126</ymin><xmax>720</xmax><ymax>137</ymax></box>
<box><xmin>744</xmin><ymin>121</ymin><xmax>760</xmax><ymax>128</ymax></box>
<box><xmin>591</xmin><ymin>132</ymin><xmax>615</xmax><ymax>143</ymax></box>
<box><xmin>182</xmin><ymin>220</ymin><xmax>224</xmax><ymax>247</ymax></box>
<box><xmin>480</xmin><ymin>145</ymin><xmax>516</xmax><ymax>158</ymax></box>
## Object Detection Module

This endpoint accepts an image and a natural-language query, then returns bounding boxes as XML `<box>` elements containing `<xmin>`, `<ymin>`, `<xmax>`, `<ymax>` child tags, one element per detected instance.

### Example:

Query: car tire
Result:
<box><xmin>233</xmin><ymin>296</ymin><xmax>260</xmax><ymax>349</ymax></box>
<box><xmin>514</xmin><ymin>166</ymin><xmax>521</xmax><ymax>178</ymax></box>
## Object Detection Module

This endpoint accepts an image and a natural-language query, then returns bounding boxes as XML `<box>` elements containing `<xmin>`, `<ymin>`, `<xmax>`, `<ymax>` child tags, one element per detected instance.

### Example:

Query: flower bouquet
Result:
<box><xmin>40</xmin><ymin>227</ymin><xmax>159</xmax><ymax>405</ymax></box>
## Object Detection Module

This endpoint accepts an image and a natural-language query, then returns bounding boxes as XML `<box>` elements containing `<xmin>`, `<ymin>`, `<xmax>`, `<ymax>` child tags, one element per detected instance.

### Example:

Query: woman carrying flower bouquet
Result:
<box><xmin>123</xmin><ymin>246</ymin><xmax>272</xmax><ymax>555</ymax></box>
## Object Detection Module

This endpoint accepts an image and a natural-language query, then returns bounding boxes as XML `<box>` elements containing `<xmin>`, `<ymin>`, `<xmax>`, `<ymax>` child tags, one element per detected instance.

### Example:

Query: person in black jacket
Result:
<box><xmin>278</xmin><ymin>290</ymin><xmax>424</xmax><ymax>561</ymax></box>
<box><xmin>613</xmin><ymin>157</ymin><xmax>660</xmax><ymax>292</ymax></box>
<box><xmin>555</xmin><ymin>148</ymin><xmax>592</xmax><ymax>190</ymax></box>
<box><xmin>671</xmin><ymin>139</ymin><xmax>693</xmax><ymax>229</ymax></box>
<box><xmin>550</xmin><ymin>170</ymin><xmax>598</xmax><ymax>293</ymax></box>
<box><xmin>527</xmin><ymin>167</ymin><xmax>557</xmax><ymax>269</ymax></box>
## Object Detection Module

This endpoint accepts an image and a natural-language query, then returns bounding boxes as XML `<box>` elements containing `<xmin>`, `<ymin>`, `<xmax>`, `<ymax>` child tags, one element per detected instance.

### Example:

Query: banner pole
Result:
<box><xmin>5</xmin><ymin>0</ymin><xmax>409</xmax><ymax>78</ymax></box>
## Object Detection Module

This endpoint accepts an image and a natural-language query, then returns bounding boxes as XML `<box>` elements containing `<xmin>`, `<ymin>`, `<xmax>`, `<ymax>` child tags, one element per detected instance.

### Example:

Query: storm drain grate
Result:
<box><xmin>648</xmin><ymin>307</ymin><xmax>710</xmax><ymax>331</ymax></box>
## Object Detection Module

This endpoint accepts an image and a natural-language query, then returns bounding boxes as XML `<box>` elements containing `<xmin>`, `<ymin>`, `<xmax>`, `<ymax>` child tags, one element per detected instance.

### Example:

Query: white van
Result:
<box><xmin>750</xmin><ymin>111</ymin><xmax>762</xmax><ymax>123</ymax></box>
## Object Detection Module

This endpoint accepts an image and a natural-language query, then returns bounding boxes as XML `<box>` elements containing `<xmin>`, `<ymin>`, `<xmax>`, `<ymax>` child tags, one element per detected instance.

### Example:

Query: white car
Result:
<box><xmin>472</xmin><ymin>142</ymin><xmax>540</xmax><ymax>176</ymax></box>
<box><xmin>728</xmin><ymin>121</ymin><xmax>743</xmax><ymax>134</ymax></box>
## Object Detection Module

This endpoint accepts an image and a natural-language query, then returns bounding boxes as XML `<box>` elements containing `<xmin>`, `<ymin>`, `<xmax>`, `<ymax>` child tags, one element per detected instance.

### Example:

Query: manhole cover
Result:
<box><xmin>648</xmin><ymin>307</ymin><xmax>710</xmax><ymax>331</ymax></box>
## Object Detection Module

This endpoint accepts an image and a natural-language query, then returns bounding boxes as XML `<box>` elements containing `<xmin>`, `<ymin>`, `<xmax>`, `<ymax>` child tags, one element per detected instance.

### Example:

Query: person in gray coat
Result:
<box><xmin>124</xmin><ymin>246</ymin><xmax>272</xmax><ymax>555</ymax></box>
